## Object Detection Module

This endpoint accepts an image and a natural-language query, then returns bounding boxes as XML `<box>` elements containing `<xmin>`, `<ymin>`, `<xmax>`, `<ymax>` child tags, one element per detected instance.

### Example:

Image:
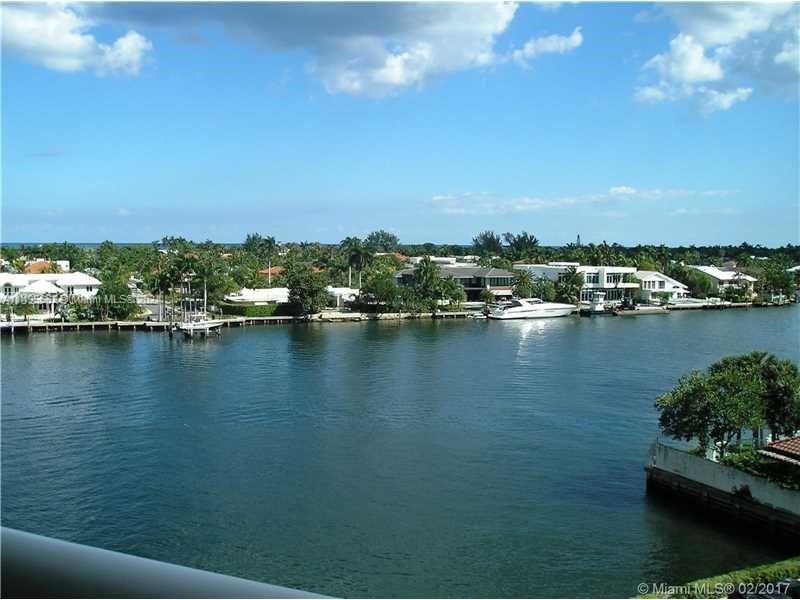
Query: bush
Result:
<box><xmin>219</xmin><ymin>302</ymin><xmax>290</xmax><ymax>317</ymax></box>
<box><xmin>721</xmin><ymin>444</ymin><xmax>800</xmax><ymax>491</ymax></box>
<box><xmin>644</xmin><ymin>556</ymin><xmax>800</xmax><ymax>598</ymax></box>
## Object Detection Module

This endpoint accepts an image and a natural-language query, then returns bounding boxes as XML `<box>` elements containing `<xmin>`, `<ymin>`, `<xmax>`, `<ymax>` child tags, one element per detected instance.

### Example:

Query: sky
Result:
<box><xmin>2</xmin><ymin>1</ymin><xmax>798</xmax><ymax>246</ymax></box>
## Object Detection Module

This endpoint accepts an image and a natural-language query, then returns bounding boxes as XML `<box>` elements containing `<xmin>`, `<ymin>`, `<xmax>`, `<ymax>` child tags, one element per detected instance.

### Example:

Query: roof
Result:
<box><xmin>0</xmin><ymin>272</ymin><xmax>100</xmax><ymax>287</ymax></box>
<box><xmin>224</xmin><ymin>287</ymin><xmax>289</xmax><ymax>303</ymax></box>
<box><xmin>634</xmin><ymin>271</ymin><xmax>689</xmax><ymax>289</ymax></box>
<box><xmin>24</xmin><ymin>260</ymin><xmax>56</xmax><ymax>274</ymax></box>
<box><xmin>765</xmin><ymin>436</ymin><xmax>800</xmax><ymax>459</ymax></box>
<box><xmin>759</xmin><ymin>437</ymin><xmax>800</xmax><ymax>466</ymax></box>
<box><xmin>397</xmin><ymin>265</ymin><xmax>515</xmax><ymax>279</ymax></box>
<box><xmin>20</xmin><ymin>280</ymin><xmax>64</xmax><ymax>295</ymax></box>
<box><xmin>258</xmin><ymin>266</ymin><xmax>285</xmax><ymax>276</ymax></box>
<box><xmin>689</xmin><ymin>265</ymin><xmax>758</xmax><ymax>283</ymax></box>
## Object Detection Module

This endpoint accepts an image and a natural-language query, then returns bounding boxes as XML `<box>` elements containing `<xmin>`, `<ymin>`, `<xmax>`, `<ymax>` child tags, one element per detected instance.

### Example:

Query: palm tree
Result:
<box><xmin>512</xmin><ymin>270</ymin><xmax>534</xmax><ymax>298</ymax></box>
<box><xmin>440</xmin><ymin>276</ymin><xmax>466</xmax><ymax>309</ymax></box>
<box><xmin>340</xmin><ymin>237</ymin><xmax>371</xmax><ymax>288</ymax></box>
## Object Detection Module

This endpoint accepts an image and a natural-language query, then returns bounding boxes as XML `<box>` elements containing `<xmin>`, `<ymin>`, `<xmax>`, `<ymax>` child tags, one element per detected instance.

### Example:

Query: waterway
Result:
<box><xmin>2</xmin><ymin>307</ymin><xmax>798</xmax><ymax>597</ymax></box>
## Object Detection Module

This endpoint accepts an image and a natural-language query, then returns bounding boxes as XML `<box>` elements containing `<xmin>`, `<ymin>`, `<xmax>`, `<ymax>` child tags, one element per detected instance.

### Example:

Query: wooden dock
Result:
<box><xmin>0</xmin><ymin>311</ymin><xmax>476</xmax><ymax>335</ymax></box>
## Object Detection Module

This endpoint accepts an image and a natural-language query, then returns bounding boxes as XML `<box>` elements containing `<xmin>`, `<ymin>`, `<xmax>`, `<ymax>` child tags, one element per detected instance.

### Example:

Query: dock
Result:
<box><xmin>0</xmin><ymin>311</ymin><xmax>477</xmax><ymax>335</ymax></box>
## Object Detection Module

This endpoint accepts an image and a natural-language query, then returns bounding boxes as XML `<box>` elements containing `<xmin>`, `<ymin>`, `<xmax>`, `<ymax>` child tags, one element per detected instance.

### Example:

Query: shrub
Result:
<box><xmin>219</xmin><ymin>302</ymin><xmax>290</xmax><ymax>317</ymax></box>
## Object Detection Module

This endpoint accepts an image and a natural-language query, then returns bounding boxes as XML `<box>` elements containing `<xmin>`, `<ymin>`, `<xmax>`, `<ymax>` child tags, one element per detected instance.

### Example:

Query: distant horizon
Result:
<box><xmin>2</xmin><ymin>237</ymin><xmax>798</xmax><ymax>250</ymax></box>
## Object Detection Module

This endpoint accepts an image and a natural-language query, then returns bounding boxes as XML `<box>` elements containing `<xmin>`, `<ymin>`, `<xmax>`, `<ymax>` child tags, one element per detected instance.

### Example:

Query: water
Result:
<box><xmin>2</xmin><ymin>307</ymin><xmax>799</xmax><ymax>597</ymax></box>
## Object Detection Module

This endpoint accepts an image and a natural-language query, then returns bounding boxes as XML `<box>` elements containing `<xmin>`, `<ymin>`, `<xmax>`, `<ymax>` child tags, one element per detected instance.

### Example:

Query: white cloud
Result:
<box><xmin>668</xmin><ymin>207</ymin><xmax>741</xmax><ymax>217</ymax></box>
<box><xmin>510</xmin><ymin>27</ymin><xmax>583</xmax><ymax>67</ymax></box>
<box><xmin>114</xmin><ymin>207</ymin><xmax>132</xmax><ymax>217</ymax></box>
<box><xmin>774</xmin><ymin>34</ymin><xmax>799</xmax><ymax>73</ymax></box>
<box><xmin>644</xmin><ymin>34</ymin><xmax>723</xmax><ymax>83</ymax></box>
<box><xmin>634</xmin><ymin>3</ymin><xmax>799</xmax><ymax>113</ymax></box>
<box><xmin>432</xmin><ymin>186</ymin><xmax>738</xmax><ymax>216</ymax></box>
<box><xmin>70</xmin><ymin>3</ymin><xmax>582</xmax><ymax>97</ymax></box>
<box><xmin>667</xmin><ymin>3</ymin><xmax>793</xmax><ymax>47</ymax></box>
<box><xmin>697</xmin><ymin>87</ymin><xmax>753</xmax><ymax>114</ymax></box>
<box><xmin>1</xmin><ymin>4</ymin><xmax>152</xmax><ymax>76</ymax></box>
<box><xmin>609</xmin><ymin>186</ymin><xmax>637</xmax><ymax>196</ymax></box>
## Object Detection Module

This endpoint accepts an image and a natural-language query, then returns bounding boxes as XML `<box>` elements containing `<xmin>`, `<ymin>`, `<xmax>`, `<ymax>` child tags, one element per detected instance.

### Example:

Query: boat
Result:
<box><xmin>487</xmin><ymin>298</ymin><xmax>576</xmax><ymax>320</ymax></box>
<box><xmin>178</xmin><ymin>313</ymin><xmax>224</xmax><ymax>337</ymax></box>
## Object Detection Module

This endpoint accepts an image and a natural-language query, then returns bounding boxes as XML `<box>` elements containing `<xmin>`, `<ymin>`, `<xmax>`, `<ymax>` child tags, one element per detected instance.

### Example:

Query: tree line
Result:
<box><xmin>1</xmin><ymin>231</ymin><xmax>798</xmax><ymax>319</ymax></box>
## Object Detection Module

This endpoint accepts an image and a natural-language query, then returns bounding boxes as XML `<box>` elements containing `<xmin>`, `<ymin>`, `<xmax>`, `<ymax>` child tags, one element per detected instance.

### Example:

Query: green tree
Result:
<box><xmin>359</xmin><ymin>269</ymin><xmax>401</xmax><ymax>312</ymax></box>
<box><xmin>503</xmin><ymin>231</ymin><xmax>540</xmax><ymax>262</ymax></box>
<box><xmin>365</xmin><ymin>230</ymin><xmax>400</xmax><ymax>253</ymax></box>
<box><xmin>413</xmin><ymin>256</ymin><xmax>442</xmax><ymax>307</ymax></box>
<box><xmin>284</xmin><ymin>258</ymin><xmax>329</xmax><ymax>316</ymax></box>
<box><xmin>92</xmin><ymin>268</ymin><xmax>139</xmax><ymax>320</ymax></box>
<box><xmin>472</xmin><ymin>230</ymin><xmax>503</xmax><ymax>256</ymax></box>
<box><xmin>440</xmin><ymin>276</ymin><xmax>466</xmax><ymax>309</ymax></box>
<box><xmin>479</xmin><ymin>288</ymin><xmax>495</xmax><ymax>306</ymax></box>
<box><xmin>554</xmin><ymin>266</ymin><xmax>584</xmax><ymax>304</ymax></box>
<box><xmin>340</xmin><ymin>237</ymin><xmax>372</xmax><ymax>287</ymax></box>
<box><xmin>512</xmin><ymin>270</ymin><xmax>535</xmax><ymax>298</ymax></box>
<box><xmin>531</xmin><ymin>276</ymin><xmax>557</xmax><ymax>302</ymax></box>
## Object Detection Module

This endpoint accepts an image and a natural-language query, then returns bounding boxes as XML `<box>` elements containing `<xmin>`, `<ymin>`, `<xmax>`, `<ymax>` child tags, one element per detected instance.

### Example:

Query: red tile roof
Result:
<box><xmin>24</xmin><ymin>260</ymin><xmax>53</xmax><ymax>274</ymax></box>
<box><xmin>765</xmin><ymin>436</ymin><xmax>800</xmax><ymax>460</ymax></box>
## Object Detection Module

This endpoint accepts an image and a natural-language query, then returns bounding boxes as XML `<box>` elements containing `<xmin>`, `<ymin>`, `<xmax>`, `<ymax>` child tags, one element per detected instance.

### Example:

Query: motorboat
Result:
<box><xmin>487</xmin><ymin>298</ymin><xmax>576</xmax><ymax>320</ymax></box>
<box><xmin>178</xmin><ymin>313</ymin><xmax>224</xmax><ymax>337</ymax></box>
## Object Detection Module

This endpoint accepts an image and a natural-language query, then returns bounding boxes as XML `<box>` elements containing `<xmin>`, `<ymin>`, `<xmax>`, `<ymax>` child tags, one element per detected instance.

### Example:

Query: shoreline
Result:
<box><xmin>1</xmin><ymin>302</ymin><xmax>795</xmax><ymax>336</ymax></box>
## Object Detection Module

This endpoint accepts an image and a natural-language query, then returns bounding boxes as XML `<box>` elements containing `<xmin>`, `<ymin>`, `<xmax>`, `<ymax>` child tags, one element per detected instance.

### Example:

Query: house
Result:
<box><xmin>634</xmin><ymin>271</ymin><xmax>690</xmax><ymax>302</ymax></box>
<box><xmin>758</xmin><ymin>436</ymin><xmax>800</xmax><ymax>467</ymax></box>
<box><xmin>224</xmin><ymin>287</ymin><xmax>290</xmax><ymax>305</ymax></box>
<box><xmin>0</xmin><ymin>272</ymin><xmax>101</xmax><ymax>317</ymax></box>
<box><xmin>395</xmin><ymin>264</ymin><xmax>514</xmax><ymax>301</ymax></box>
<box><xmin>513</xmin><ymin>262</ymin><xmax>639</xmax><ymax>303</ymax></box>
<box><xmin>688</xmin><ymin>265</ymin><xmax>757</xmax><ymax>294</ymax></box>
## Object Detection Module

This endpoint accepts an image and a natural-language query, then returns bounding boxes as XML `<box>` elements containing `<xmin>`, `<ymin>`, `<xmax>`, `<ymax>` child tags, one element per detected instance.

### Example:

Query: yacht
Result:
<box><xmin>488</xmin><ymin>298</ymin><xmax>576</xmax><ymax>320</ymax></box>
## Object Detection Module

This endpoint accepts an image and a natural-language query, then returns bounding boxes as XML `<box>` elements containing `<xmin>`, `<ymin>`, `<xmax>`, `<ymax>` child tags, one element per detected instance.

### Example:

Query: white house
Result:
<box><xmin>688</xmin><ymin>265</ymin><xmax>757</xmax><ymax>294</ymax></box>
<box><xmin>224</xmin><ymin>287</ymin><xmax>290</xmax><ymax>305</ymax></box>
<box><xmin>634</xmin><ymin>271</ymin><xmax>690</xmax><ymax>301</ymax></box>
<box><xmin>513</xmin><ymin>262</ymin><xmax>639</xmax><ymax>303</ymax></box>
<box><xmin>0</xmin><ymin>272</ymin><xmax>101</xmax><ymax>316</ymax></box>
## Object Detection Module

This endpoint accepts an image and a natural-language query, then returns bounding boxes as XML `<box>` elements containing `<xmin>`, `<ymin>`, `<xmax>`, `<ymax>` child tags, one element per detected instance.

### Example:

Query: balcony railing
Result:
<box><xmin>1</xmin><ymin>527</ymin><xmax>328</xmax><ymax>598</ymax></box>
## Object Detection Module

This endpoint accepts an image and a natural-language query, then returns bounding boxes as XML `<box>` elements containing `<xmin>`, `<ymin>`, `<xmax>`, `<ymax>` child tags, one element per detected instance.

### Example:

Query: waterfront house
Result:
<box><xmin>395</xmin><ymin>264</ymin><xmax>514</xmax><ymax>301</ymax></box>
<box><xmin>633</xmin><ymin>271</ymin><xmax>690</xmax><ymax>302</ymax></box>
<box><xmin>758</xmin><ymin>436</ymin><xmax>800</xmax><ymax>467</ymax></box>
<box><xmin>513</xmin><ymin>262</ymin><xmax>639</xmax><ymax>303</ymax></box>
<box><xmin>688</xmin><ymin>265</ymin><xmax>757</xmax><ymax>295</ymax></box>
<box><xmin>0</xmin><ymin>272</ymin><xmax>101</xmax><ymax>317</ymax></box>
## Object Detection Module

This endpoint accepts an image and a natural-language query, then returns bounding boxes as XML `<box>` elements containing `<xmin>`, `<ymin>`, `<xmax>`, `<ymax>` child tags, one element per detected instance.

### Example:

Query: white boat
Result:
<box><xmin>488</xmin><ymin>298</ymin><xmax>576</xmax><ymax>320</ymax></box>
<box><xmin>178</xmin><ymin>314</ymin><xmax>224</xmax><ymax>337</ymax></box>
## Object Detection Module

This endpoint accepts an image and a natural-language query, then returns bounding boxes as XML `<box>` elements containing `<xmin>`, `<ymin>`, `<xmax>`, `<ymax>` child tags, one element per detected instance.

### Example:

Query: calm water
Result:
<box><xmin>2</xmin><ymin>308</ymin><xmax>799</xmax><ymax>597</ymax></box>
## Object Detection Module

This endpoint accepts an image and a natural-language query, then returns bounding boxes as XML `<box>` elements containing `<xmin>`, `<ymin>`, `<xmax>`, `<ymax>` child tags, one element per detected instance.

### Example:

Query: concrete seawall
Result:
<box><xmin>645</xmin><ymin>442</ymin><xmax>800</xmax><ymax>540</ymax></box>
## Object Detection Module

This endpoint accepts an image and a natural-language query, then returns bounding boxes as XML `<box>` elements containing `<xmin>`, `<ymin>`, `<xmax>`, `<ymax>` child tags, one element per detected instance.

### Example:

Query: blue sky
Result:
<box><xmin>2</xmin><ymin>2</ymin><xmax>798</xmax><ymax>245</ymax></box>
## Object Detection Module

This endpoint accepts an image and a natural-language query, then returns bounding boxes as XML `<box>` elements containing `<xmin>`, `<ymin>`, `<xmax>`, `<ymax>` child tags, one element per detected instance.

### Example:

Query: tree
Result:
<box><xmin>555</xmin><ymin>266</ymin><xmax>584</xmax><ymax>304</ymax></box>
<box><xmin>656</xmin><ymin>352</ymin><xmax>800</xmax><ymax>457</ymax></box>
<box><xmin>512</xmin><ymin>270</ymin><xmax>535</xmax><ymax>298</ymax></box>
<box><xmin>340</xmin><ymin>237</ymin><xmax>372</xmax><ymax>288</ymax></box>
<box><xmin>479</xmin><ymin>288</ymin><xmax>495</xmax><ymax>306</ymax></box>
<box><xmin>365</xmin><ymin>230</ymin><xmax>400</xmax><ymax>253</ymax></box>
<box><xmin>503</xmin><ymin>232</ymin><xmax>540</xmax><ymax>262</ymax></box>
<box><xmin>284</xmin><ymin>257</ymin><xmax>329</xmax><ymax>316</ymax></box>
<box><xmin>414</xmin><ymin>256</ymin><xmax>442</xmax><ymax>304</ymax></box>
<box><xmin>531</xmin><ymin>276</ymin><xmax>557</xmax><ymax>302</ymax></box>
<box><xmin>440</xmin><ymin>276</ymin><xmax>466</xmax><ymax>309</ymax></box>
<box><xmin>472</xmin><ymin>230</ymin><xmax>503</xmax><ymax>256</ymax></box>
<box><xmin>92</xmin><ymin>268</ymin><xmax>139</xmax><ymax>320</ymax></box>
<box><xmin>359</xmin><ymin>268</ymin><xmax>401</xmax><ymax>312</ymax></box>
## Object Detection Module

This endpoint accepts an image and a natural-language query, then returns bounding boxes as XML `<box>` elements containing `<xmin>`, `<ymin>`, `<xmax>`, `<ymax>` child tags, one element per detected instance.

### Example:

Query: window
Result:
<box><xmin>607</xmin><ymin>273</ymin><xmax>622</xmax><ymax>284</ymax></box>
<box><xmin>66</xmin><ymin>286</ymin><xmax>75</xmax><ymax>294</ymax></box>
<box><xmin>584</xmin><ymin>273</ymin><xmax>599</xmax><ymax>284</ymax></box>
<box><xmin>658</xmin><ymin>280</ymin><xmax>665</xmax><ymax>289</ymax></box>
<box><xmin>3</xmin><ymin>285</ymin><xmax>11</xmax><ymax>295</ymax></box>
<box><xmin>86</xmin><ymin>286</ymin><xmax>93</xmax><ymax>292</ymax></box>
